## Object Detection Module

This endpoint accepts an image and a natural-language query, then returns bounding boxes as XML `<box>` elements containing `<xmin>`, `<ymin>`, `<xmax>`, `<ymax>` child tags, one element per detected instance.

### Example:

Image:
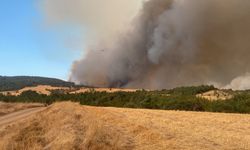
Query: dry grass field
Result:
<box><xmin>0</xmin><ymin>85</ymin><xmax>139</xmax><ymax>96</ymax></box>
<box><xmin>69</xmin><ymin>88</ymin><xmax>139</xmax><ymax>94</ymax></box>
<box><xmin>0</xmin><ymin>102</ymin><xmax>44</xmax><ymax>116</ymax></box>
<box><xmin>0</xmin><ymin>85</ymin><xmax>71</xmax><ymax>96</ymax></box>
<box><xmin>0</xmin><ymin>102</ymin><xmax>249</xmax><ymax>150</ymax></box>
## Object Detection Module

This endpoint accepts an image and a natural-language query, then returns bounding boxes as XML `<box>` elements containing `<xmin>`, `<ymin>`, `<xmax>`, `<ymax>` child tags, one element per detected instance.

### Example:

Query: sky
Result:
<box><xmin>0</xmin><ymin>0</ymin><xmax>83</xmax><ymax>80</ymax></box>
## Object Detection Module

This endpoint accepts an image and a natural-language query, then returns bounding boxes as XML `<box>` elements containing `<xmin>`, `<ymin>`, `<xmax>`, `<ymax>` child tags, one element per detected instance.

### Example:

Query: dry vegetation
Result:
<box><xmin>70</xmin><ymin>88</ymin><xmax>139</xmax><ymax>94</ymax></box>
<box><xmin>0</xmin><ymin>85</ymin><xmax>71</xmax><ymax>96</ymax></box>
<box><xmin>0</xmin><ymin>102</ymin><xmax>250</xmax><ymax>150</ymax></box>
<box><xmin>196</xmin><ymin>90</ymin><xmax>234</xmax><ymax>101</ymax></box>
<box><xmin>0</xmin><ymin>85</ymin><xmax>139</xmax><ymax>96</ymax></box>
<box><xmin>0</xmin><ymin>102</ymin><xmax>44</xmax><ymax>116</ymax></box>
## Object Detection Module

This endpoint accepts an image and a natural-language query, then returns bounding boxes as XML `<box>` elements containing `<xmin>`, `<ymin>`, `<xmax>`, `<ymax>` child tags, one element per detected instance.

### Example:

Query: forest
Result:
<box><xmin>0</xmin><ymin>76</ymin><xmax>75</xmax><ymax>91</ymax></box>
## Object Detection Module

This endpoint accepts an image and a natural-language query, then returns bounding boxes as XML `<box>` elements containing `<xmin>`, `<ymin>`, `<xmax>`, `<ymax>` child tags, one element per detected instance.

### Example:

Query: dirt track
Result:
<box><xmin>0</xmin><ymin>107</ymin><xmax>46</xmax><ymax>126</ymax></box>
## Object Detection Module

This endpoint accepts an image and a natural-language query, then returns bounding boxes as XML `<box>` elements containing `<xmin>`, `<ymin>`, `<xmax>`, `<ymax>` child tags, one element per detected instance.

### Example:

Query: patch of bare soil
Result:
<box><xmin>0</xmin><ymin>102</ymin><xmax>249</xmax><ymax>150</ymax></box>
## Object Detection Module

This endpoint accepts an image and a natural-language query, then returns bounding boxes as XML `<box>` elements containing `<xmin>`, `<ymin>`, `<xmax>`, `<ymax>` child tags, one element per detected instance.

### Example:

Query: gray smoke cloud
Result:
<box><xmin>41</xmin><ymin>0</ymin><xmax>250</xmax><ymax>89</ymax></box>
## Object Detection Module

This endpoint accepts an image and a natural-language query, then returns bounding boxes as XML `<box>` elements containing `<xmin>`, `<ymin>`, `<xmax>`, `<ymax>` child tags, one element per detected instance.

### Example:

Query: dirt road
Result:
<box><xmin>0</xmin><ymin>107</ymin><xmax>46</xmax><ymax>126</ymax></box>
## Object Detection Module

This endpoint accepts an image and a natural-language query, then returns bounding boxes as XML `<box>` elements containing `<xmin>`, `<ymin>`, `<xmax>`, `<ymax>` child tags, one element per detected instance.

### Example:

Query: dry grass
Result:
<box><xmin>0</xmin><ymin>85</ymin><xmax>71</xmax><ymax>96</ymax></box>
<box><xmin>69</xmin><ymin>88</ymin><xmax>139</xmax><ymax>94</ymax></box>
<box><xmin>0</xmin><ymin>102</ymin><xmax>44</xmax><ymax>116</ymax></box>
<box><xmin>0</xmin><ymin>102</ymin><xmax>250</xmax><ymax>150</ymax></box>
<box><xmin>196</xmin><ymin>90</ymin><xmax>233</xmax><ymax>101</ymax></box>
<box><xmin>0</xmin><ymin>85</ymin><xmax>140</xmax><ymax>96</ymax></box>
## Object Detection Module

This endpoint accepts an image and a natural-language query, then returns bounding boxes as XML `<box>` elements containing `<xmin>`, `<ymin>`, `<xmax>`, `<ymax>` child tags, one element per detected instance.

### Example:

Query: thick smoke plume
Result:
<box><xmin>42</xmin><ymin>0</ymin><xmax>250</xmax><ymax>89</ymax></box>
<box><xmin>41</xmin><ymin>0</ymin><xmax>142</xmax><ymax>39</ymax></box>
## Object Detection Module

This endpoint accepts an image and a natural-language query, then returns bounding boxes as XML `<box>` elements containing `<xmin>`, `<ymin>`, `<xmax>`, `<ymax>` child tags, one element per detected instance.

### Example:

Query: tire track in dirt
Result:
<box><xmin>0</xmin><ymin>107</ymin><xmax>46</xmax><ymax>126</ymax></box>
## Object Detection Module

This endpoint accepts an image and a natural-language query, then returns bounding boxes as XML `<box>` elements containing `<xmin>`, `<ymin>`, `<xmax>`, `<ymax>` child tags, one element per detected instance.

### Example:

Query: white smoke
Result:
<box><xmin>224</xmin><ymin>73</ymin><xmax>250</xmax><ymax>90</ymax></box>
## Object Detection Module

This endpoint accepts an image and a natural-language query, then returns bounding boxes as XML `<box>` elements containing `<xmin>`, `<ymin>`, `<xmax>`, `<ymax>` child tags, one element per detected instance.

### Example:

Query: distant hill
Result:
<box><xmin>0</xmin><ymin>76</ymin><xmax>75</xmax><ymax>91</ymax></box>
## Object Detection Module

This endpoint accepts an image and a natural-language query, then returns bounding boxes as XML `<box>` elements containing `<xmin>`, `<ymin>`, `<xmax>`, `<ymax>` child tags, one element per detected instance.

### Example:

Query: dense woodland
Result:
<box><xmin>0</xmin><ymin>76</ymin><xmax>75</xmax><ymax>91</ymax></box>
<box><xmin>0</xmin><ymin>85</ymin><xmax>250</xmax><ymax>114</ymax></box>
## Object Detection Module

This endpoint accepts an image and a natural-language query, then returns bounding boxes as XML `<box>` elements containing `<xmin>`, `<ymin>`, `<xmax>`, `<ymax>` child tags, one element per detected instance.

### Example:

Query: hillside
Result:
<box><xmin>0</xmin><ymin>102</ymin><xmax>249</xmax><ymax>150</ymax></box>
<box><xmin>0</xmin><ymin>85</ymin><xmax>139</xmax><ymax>96</ymax></box>
<box><xmin>0</xmin><ymin>85</ymin><xmax>72</xmax><ymax>96</ymax></box>
<box><xmin>0</xmin><ymin>76</ymin><xmax>75</xmax><ymax>92</ymax></box>
<box><xmin>1</xmin><ymin>85</ymin><xmax>250</xmax><ymax>114</ymax></box>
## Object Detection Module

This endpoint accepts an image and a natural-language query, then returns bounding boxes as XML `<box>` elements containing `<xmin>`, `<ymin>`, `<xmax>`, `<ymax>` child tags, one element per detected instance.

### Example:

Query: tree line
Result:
<box><xmin>0</xmin><ymin>85</ymin><xmax>249</xmax><ymax>114</ymax></box>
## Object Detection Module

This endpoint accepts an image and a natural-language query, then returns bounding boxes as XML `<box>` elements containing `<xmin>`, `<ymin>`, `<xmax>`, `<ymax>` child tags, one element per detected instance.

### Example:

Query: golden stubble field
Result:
<box><xmin>0</xmin><ymin>102</ymin><xmax>250</xmax><ymax>150</ymax></box>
